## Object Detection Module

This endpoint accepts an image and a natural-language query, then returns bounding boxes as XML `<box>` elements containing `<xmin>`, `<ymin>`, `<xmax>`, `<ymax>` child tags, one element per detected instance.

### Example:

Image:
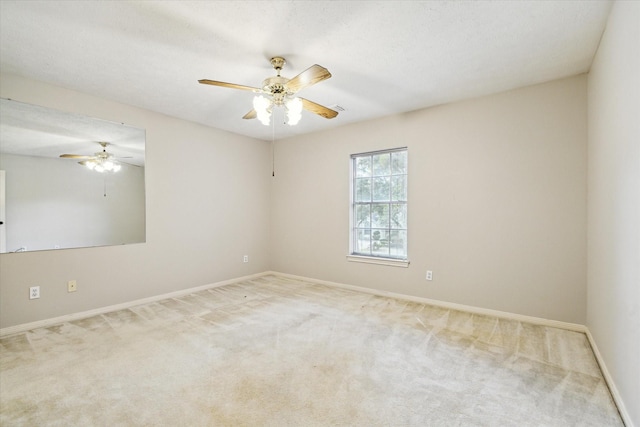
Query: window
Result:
<box><xmin>350</xmin><ymin>148</ymin><xmax>408</xmax><ymax>265</ymax></box>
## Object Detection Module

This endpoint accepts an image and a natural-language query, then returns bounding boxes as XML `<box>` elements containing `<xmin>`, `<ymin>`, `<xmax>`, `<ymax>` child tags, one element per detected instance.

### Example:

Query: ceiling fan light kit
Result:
<box><xmin>253</xmin><ymin>95</ymin><xmax>272</xmax><ymax>126</ymax></box>
<box><xmin>285</xmin><ymin>97</ymin><xmax>303</xmax><ymax>126</ymax></box>
<box><xmin>59</xmin><ymin>142</ymin><xmax>124</xmax><ymax>173</ymax></box>
<box><xmin>80</xmin><ymin>157</ymin><xmax>121</xmax><ymax>173</ymax></box>
<box><xmin>199</xmin><ymin>56</ymin><xmax>338</xmax><ymax>126</ymax></box>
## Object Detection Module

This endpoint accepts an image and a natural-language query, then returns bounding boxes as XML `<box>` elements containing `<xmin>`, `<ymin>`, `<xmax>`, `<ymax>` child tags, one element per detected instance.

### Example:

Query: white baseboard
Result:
<box><xmin>0</xmin><ymin>270</ymin><xmax>585</xmax><ymax>337</ymax></box>
<box><xmin>2</xmin><ymin>270</ymin><xmax>631</xmax><ymax>426</ymax></box>
<box><xmin>270</xmin><ymin>271</ymin><xmax>633</xmax><ymax>426</ymax></box>
<box><xmin>0</xmin><ymin>271</ymin><xmax>268</xmax><ymax>338</ymax></box>
<box><xmin>268</xmin><ymin>271</ymin><xmax>587</xmax><ymax>332</ymax></box>
<box><xmin>584</xmin><ymin>329</ymin><xmax>634</xmax><ymax>427</ymax></box>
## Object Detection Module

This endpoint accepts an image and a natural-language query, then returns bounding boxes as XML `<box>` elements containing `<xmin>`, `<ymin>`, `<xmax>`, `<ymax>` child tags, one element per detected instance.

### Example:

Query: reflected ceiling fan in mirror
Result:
<box><xmin>199</xmin><ymin>56</ymin><xmax>338</xmax><ymax>126</ymax></box>
<box><xmin>60</xmin><ymin>142</ymin><xmax>131</xmax><ymax>173</ymax></box>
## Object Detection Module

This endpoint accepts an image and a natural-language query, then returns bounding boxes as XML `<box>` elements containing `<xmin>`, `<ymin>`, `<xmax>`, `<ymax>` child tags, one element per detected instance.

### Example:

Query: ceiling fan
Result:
<box><xmin>60</xmin><ymin>142</ymin><xmax>131</xmax><ymax>173</ymax></box>
<box><xmin>199</xmin><ymin>56</ymin><xmax>338</xmax><ymax>126</ymax></box>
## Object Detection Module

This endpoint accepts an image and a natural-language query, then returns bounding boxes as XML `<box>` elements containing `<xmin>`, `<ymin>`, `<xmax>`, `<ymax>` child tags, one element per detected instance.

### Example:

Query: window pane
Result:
<box><xmin>391</xmin><ymin>175</ymin><xmax>406</xmax><ymax>201</ymax></box>
<box><xmin>371</xmin><ymin>203</ymin><xmax>389</xmax><ymax>228</ymax></box>
<box><xmin>391</xmin><ymin>150</ymin><xmax>407</xmax><ymax>174</ymax></box>
<box><xmin>355</xmin><ymin>204</ymin><xmax>370</xmax><ymax>228</ymax></box>
<box><xmin>372</xmin><ymin>153</ymin><xmax>391</xmax><ymax>176</ymax></box>
<box><xmin>371</xmin><ymin>229</ymin><xmax>390</xmax><ymax>256</ymax></box>
<box><xmin>390</xmin><ymin>204</ymin><xmax>407</xmax><ymax>229</ymax></box>
<box><xmin>355</xmin><ymin>156</ymin><xmax>372</xmax><ymax>177</ymax></box>
<box><xmin>355</xmin><ymin>178</ymin><xmax>371</xmax><ymax>202</ymax></box>
<box><xmin>355</xmin><ymin>229</ymin><xmax>371</xmax><ymax>254</ymax></box>
<box><xmin>389</xmin><ymin>230</ymin><xmax>407</xmax><ymax>257</ymax></box>
<box><xmin>351</xmin><ymin>148</ymin><xmax>407</xmax><ymax>260</ymax></box>
<box><xmin>372</xmin><ymin>176</ymin><xmax>390</xmax><ymax>201</ymax></box>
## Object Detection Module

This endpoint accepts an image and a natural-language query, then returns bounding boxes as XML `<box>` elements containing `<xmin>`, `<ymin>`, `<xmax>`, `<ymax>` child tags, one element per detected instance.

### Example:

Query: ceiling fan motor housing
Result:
<box><xmin>262</xmin><ymin>76</ymin><xmax>290</xmax><ymax>105</ymax></box>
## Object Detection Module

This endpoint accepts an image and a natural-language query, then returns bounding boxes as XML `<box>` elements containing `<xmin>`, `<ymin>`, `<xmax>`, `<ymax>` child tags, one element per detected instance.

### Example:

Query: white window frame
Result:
<box><xmin>348</xmin><ymin>147</ymin><xmax>409</xmax><ymax>268</ymax></box>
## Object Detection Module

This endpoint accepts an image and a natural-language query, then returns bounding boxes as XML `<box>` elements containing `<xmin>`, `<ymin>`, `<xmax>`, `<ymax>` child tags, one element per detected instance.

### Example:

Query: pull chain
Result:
<box><xmin>271</xmin><ymin>110</ymin><xmax>276</xmax><ymax>177</ymax></box>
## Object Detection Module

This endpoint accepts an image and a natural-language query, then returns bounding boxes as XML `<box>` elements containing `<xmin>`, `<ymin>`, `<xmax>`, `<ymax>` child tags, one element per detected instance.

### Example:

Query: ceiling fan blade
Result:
<box><xmin>60</xmin><ymin>154</ymin><xmax>92</xmax><ymax>159</ymax></box>
<box><xmin>243</xmin><ymin>109</ymin><xmax>257</xmax><ymax>120</ymax></box>
<box><xmin>198</xmin><ymin>79</ymin><xmax>261</xmax><ymax>92</ymax></box>
<box><xmin>286</xmin><ymin>65</ymin><xmax>332</xmax><ymax>93</ymax></box>
<box><xmin>300</xmin><ymin>98</ymin><xmax>338</xmax><ymax>119</ymax></box>
<box><xmin>117</xmin><ymin>160</ymin><xmax>142</xmax><ymax>168</ymax></box>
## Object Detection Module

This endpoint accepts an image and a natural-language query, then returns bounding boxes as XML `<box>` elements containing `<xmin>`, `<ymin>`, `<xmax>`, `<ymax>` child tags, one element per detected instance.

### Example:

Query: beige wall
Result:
<box><xmin>0</xmin><ymin>73</ymin><xmax>271</xmax><ymax>328</ymax></box>
<box><xmin>587</xmin><ymin>1</ymin><xmax>640</xmax><ymax>425</ymax></box>
<box><xmin>0</xmin><ymin>75</ymin><xmax>591</xmax><ymax>326</ymax></box>
<box><xmin>271</xmin><ymin>75</ymin><xmax>588</xmax><ymax>324</ymax></box>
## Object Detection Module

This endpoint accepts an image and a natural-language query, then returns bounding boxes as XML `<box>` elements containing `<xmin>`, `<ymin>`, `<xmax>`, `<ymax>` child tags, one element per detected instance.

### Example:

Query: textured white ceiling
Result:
<box><xmin>0</xmin><ymin>1</ymin><xmax>613</xmax><ymax>142</ymax></box>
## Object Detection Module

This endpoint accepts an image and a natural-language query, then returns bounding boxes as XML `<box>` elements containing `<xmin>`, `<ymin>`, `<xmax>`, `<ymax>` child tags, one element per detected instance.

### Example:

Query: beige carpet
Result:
<box><xmin>1</xmin><ymin>275</ymin><xmax>623</xmax><ymax>426</ymax></box>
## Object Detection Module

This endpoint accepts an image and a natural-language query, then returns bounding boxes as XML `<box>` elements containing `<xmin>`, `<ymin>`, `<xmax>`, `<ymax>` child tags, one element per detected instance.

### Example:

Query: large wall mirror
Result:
<box><xmin>0</xmin><ymin>98</ymin><xmax>146</xmax><ymax>253</ymax></box>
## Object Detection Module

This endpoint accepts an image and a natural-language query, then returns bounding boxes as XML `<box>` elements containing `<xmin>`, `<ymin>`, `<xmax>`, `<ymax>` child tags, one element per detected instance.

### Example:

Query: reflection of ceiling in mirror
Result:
<box><xmin>0</xmin><ymin>98</ymin><xmax>145</xmax><ymax>166</ymax></box>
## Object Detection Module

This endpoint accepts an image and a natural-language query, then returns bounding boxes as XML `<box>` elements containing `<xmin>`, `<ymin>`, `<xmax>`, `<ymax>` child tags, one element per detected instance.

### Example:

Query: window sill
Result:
<box><xmin>346</xmin><ymin>255</ymin><xmax>409</xmax><ymax>268</ymax></box>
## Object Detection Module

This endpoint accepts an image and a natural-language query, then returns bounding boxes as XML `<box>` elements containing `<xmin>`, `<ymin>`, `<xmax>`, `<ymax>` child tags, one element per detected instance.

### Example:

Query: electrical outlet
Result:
<box><xmin>29</xmin><ymin>286</ymin><xmax>40</xmax><ymax>299</ymax></box>
<box><xmin>243</xmin><ymin>255</ymin><xmax>249</xmax><ymax>263</ymax></box>
<box><xmin>426</xmin><ymin>270</ymin><xmax>433</xmax><ymax>281</ymax></box>
<box><xmin>68</xmin><ymin>280</ymin><xmax>77</xmax><ymax>292</ymax></box>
